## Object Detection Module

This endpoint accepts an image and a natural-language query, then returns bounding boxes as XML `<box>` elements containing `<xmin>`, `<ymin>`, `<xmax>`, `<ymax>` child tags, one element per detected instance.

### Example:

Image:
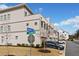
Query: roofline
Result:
<box><xmin>37</xmin><ymin>14</ymin><xmax>54</xmax><ymax>28</ymax></box>
<box><xmin>0</xmin><ymin>4</ymin><xmax>33</xmax><ymax>14</ymax></box>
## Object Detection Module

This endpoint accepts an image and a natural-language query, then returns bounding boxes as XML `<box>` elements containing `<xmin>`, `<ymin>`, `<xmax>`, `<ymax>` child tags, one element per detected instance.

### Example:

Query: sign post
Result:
<box><xmin>28</xmin><ymin>34</ymin><xmax>35</xmax><ymax>56</ymax></box>
<box><xmin>27</xmin><ymin>27</ymin><xmax>35</xmax><ymax>56</ymax></box>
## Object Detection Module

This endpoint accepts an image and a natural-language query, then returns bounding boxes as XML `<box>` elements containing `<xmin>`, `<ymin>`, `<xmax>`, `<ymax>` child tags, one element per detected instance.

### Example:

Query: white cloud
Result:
<box><xmin>46</xmin><ymin>17</ymin><xmax>50</xmax><ymax>23</ymax></box>
<box><xmin>54</xmin><ymin>23</ymin><xmax>59</xmax><ymax>26</ymax></box>
<box><xmin>53</xmin><ymin>16</ymin><xmax>79</xmax><ymax>34</ymax></box>
<box><xmin>35</xmin><ymin>7</ymin><xmax>43</xmax><ymax>13</ymax></box>
<box><xmin>38</xmin><ymin>8</ymin><xmax>43</xmax><ymax>13</ymax></box>
<box><xmin>55</xmin><ymin>16</ymin><xmax>79</xmax><ymax>29</ymax></box>
<box><xmin>60</xmin><ymin>20</ymin><xmax>71</xmax><ymax>25</ymax></box>
<box><xmin>0</xmin><ymin>4</ymin><xmax>8</xmax><ymax>9</ymax></box>
<box><xmin>73</xmin><ymin>23</ymin><xmax>79</xmax><ymax>29</ymax></box>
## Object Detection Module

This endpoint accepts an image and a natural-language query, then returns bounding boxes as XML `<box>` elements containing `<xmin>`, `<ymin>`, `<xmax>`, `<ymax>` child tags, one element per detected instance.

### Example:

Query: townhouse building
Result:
<box><xmin>62</xmin><ymin>31</ymin><xmax>69</xmax><ymax>40</ymax></box>
<box><xmin>57</xmin><ymin>29</ymin><xmax>69</xmax><ymax>41</ymax></box>
<box><xmin>0</xmin><ymin>4</ymin><xmax>55</xmax><ymax>47</ymax></box>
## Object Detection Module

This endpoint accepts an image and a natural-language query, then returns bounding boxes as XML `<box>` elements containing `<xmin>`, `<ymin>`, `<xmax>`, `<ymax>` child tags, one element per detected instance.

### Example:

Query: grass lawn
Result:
<box><xmin>0</xmin><ymin>46</ymin><xmax>62</xmax><ymax>56</ymax></box>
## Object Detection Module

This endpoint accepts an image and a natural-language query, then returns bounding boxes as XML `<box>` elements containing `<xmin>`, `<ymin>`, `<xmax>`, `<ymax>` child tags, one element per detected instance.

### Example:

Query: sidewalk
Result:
<box><xmin>59</xmin><ymin>41</ymin><xmax>66</xmax><ymax>56</ymax></box>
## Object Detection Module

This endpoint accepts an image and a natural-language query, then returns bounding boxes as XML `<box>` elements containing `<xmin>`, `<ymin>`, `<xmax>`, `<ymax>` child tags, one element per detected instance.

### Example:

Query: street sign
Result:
<box><xmin>27</xmin><ymin>27</ymin><xmax>35</xmax><ymax>56</ymax></box>
<box><xmin>27</xmin><ymin>27</ymin><xmax>36</xmax><ymax>35</ymax></box>
<box><xmin>28</xmin><ymin>35</ymin><xmax>35</xmax><ymax>44</ymax></box>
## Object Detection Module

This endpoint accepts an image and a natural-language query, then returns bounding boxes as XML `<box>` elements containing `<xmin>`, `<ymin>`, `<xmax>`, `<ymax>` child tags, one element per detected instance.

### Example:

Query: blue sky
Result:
<box><xmin>0</xmin><ymin>3</ymin><xmax>79</xmax><ymax>35</ymax></box>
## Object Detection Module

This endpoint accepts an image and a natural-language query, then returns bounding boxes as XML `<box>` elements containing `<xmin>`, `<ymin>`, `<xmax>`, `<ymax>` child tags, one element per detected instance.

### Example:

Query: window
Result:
<box><xmin>0</xmin><ymin>14</ymin><xmax>11</xmax><ymax>21</ymax></box>
<box><xmin>15</xmin><ymin>36</ymin><xmax>18</xmax><ymax>40</ymax></box>
<box><xmin>8</xmin><ymin>25</ymin><xmax>11</xmax><ymax>31</ymax></box>
<box><xmin>1</xmin><ymin>36</ymin><xmax>4</xmax><ymax>43</ymax></box>
<box><xmin>26</xmin><ymin>23</ymin><xmax>29</xmax><ymax>26</ymax></box>
<box><xmin>46</xmin><ymin>24</ymin><xmax>48</xmax><ymax>30</ymax></box>
<box><xmin>44</xmin><ymin>23</ymin><xmax>46</xmax><ymax>29</ymax></box>
<box><xmin>0</xmin><ymin>16</ymin><xmax>1</xmax><ymax>20</ymax></box>
<box><xmin>8</xmin><ymin>14</ymin><xmax>10</xmax><ymax>20</ymax></box>
<box><xmin>24</xmin><ymin>11</ymin><xmax>27</xmax><ymax>16</ymax></box>
<box><xmin>0</xmin><ymin>26</ymin><xmax>3</xmax><ymax>32</ymax></box>
<box><xmin>1</xmin><ymin>16</ymin><xmax>3</xmax><ymax>21</ymax></box>
<box><xmin>45</xmin><ymin>24</ymin><xmax>47</xmax><ymax>30</ymax></box>
<box><xmin>34</xmin><ymin>22</ymin><xmax>37</xmax><ymax>25</ymax></box>
<box><xmin>41</xmin><ymin>21</ymin><xmax>43</xmax><ymax>28</ymax></box>
<box><xmin>4</xmin><ymin>15</ymin><xmax>6</xmax><ymax>20</ymax></box>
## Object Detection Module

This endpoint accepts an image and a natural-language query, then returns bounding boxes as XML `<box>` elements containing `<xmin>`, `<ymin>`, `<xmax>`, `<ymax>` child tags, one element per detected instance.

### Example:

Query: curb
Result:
<box><xmin>59</xmin><ymin>41</ymin><xmax>66</xmax><ymax>56</ymax></box>
<box><xmin>63</xmin><ymin>41</ymin><xmax>66</xmax><ymax>56</ymax></box>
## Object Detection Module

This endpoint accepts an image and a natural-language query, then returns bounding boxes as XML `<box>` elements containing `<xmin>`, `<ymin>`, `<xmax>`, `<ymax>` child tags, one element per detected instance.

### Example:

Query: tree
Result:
<box><xmin>74</xmin><ymin>29</ymin><xmax>79</xmax><ymax>39</ymax></box>
<box><xmin>68</xmin><ymin>35</ymin><xmax>74</xmax><ymax>41</ymax></box>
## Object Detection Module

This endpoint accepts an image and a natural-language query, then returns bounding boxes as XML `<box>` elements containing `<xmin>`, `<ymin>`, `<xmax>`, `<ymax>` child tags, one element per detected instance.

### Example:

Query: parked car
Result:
<box><xmin>45</xmin><ymin>41</ymin><xmax>64</xmax><ymax>50</ymax></box>
<box><xmin>56</xmin><ymin>41</ymin><xmax>65</xmax><ymax>44</ymax></box>
<box><xmin>56</xmin><ymin>41</ymin><xmax>65</xmax><ymax>46</ymax></box>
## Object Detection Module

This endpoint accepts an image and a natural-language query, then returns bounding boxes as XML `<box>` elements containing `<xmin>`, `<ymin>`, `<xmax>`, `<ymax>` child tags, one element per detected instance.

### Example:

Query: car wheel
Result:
<box><xmin>58</xmin><ymin>47</ymin><xmax>61</xmax><ymax>50</ymax></box>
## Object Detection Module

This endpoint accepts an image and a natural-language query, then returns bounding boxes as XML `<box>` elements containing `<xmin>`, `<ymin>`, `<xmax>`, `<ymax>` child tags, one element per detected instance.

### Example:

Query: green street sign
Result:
<box><xmin>27</xmin><ymin>32</ymin><xmax>35</xmax><ymax>35</ymax></box>
<box><xmin>27</xmin><ymin>28</ymin><xmax>36</xmax><ymax>35</ymax></box>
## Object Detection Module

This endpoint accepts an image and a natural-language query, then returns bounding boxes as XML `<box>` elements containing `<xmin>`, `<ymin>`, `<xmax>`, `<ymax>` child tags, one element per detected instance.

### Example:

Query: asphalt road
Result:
<box><xmin>65</xmin><ymin>41</ymin><xmax>79</xmax><ymax>56</ymax></box>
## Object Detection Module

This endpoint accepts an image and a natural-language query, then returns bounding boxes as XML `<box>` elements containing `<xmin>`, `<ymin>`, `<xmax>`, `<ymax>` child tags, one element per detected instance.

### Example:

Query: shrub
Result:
<box><xmin>7</xmin><ymin>44</ymin><xmax>12</xmax><ymax>46</ymax></box>
<box><xmin>7</xmin><ymin>43</ymin><xmax>12</xmax><ymax>46</ymax></box>
<box><xmin>22</xmin><ymin>43</ymin><xmax>26</xmax><ymax>47</ymax></box>
<box><xmin>17</xmin><ymin>44</ymin><xmax>21</xmax><ymax>46</ymax></box>
<box><xmin>35</xmin><ymin>44</ymin><xmax>40</xmax><ymax>48</ymax></box>
<box><xmin>71</xmin><ymin>39</ymin><xmax>74</xmax><ymax>41</ymax></box>
<box><xmin>25</xmin><ymin>44</ymin><xmax>28</xmax><ymax>47</ymax></box>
